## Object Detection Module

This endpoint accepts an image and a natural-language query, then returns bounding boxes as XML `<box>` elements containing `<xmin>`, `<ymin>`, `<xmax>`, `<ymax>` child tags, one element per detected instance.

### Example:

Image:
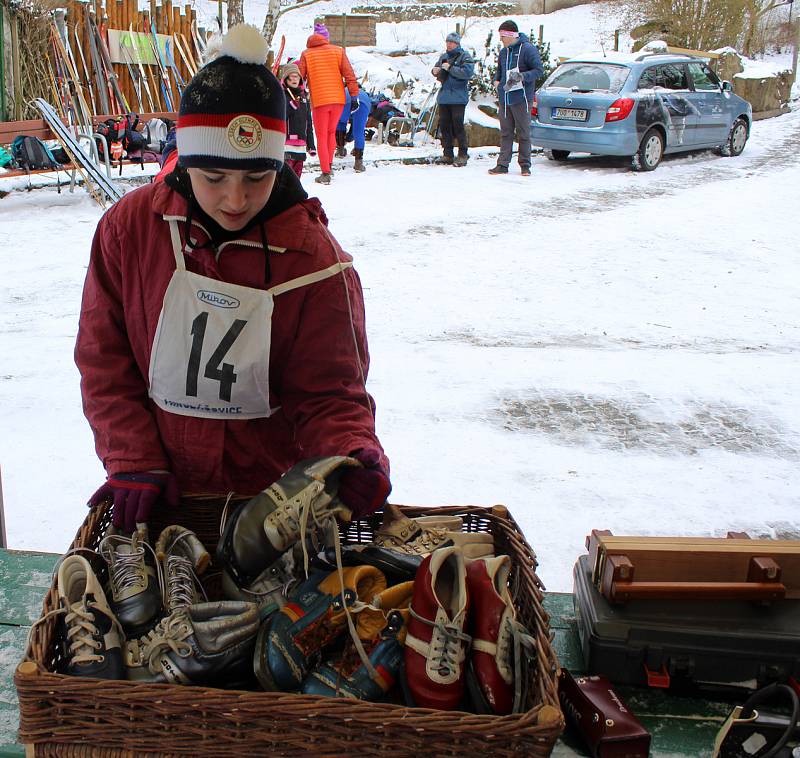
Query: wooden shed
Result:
<box><xmin>321</xmin><ymin>14</ymin><xmax>377</xmax><ymax>47</ymax></box>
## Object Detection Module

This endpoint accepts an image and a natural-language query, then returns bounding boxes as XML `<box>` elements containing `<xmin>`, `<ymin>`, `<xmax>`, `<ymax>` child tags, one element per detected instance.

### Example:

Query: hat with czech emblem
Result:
<box><xmin>177</xmin><ymin>23</ymin><xmax>285</xmax><ymax>171</ymax></box>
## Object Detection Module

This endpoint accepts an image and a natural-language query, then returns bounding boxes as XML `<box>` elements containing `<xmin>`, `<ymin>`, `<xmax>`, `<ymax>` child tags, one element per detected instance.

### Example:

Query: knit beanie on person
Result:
<box><xmin>177</xmin><ymin>24</ymin><xmax>286</xmax><ymax>172</ymax></box>
<box><xmin>498</xmin><ymin>20</ymin><xmax>520</xmax><ymax>36</ymax></box>
<box><xmin>446</xmin><ymin>31</ymin><xmax>461</xmax><ymax>44</ymax></box>
<box><xmin>281</xmin><ymin>62</ymin><xmax>302</xmax><ymax>82</ymax></box>
<box><xmin>313</xmin><ymin>22</ymin><xmax>329</xmax><ymax>39</ymax></box>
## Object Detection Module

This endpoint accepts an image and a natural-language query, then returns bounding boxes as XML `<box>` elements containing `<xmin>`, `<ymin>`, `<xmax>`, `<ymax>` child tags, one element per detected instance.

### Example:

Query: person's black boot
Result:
<box><xmin>434</xmin><ymin>154</ymin><xmax>454</xmax><ymax>165</ymax></box>
<box><xmin>353</xmin><ymin>148</ymin><xmax>366</xmax><ymax>172</ymax></box>
<box><xmin>335</xmin><ymin>130</ymin><xmax>347</xmax><ymax>158</ymax></box>
<box><xmin>453</xmin><ymin>152</ymin><xmax>468</xmax><ymax>167</ymax></box>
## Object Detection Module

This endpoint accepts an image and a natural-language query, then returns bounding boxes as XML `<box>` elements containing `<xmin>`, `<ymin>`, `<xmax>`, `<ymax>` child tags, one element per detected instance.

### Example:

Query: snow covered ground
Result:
<box><xmin>2</xmin><ymin>100</ymin><xmax>799</xmax><ymax>591</ymax></box>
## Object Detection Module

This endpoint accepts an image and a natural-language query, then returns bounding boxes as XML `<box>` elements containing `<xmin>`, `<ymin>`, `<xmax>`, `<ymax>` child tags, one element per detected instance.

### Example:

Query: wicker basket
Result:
<box><xmin>16</xmin><ymin>499</ymin><xmax>564</xmax><ymax>757</ymax></box>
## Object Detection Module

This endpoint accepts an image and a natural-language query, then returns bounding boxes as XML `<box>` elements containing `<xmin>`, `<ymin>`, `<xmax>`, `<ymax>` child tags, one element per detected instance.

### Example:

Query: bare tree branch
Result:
<box><xmin>262</xmin><ymin>0</ymin><xmax>329</xmax><ymax>46</ymax></box>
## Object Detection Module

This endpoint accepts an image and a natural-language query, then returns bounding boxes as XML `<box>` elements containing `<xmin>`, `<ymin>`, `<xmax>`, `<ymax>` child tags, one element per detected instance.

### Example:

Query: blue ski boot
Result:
<box><xmin>254</xmin><ymin>565</ymin><xmax>386</xmax><ymax>691</ymax></box>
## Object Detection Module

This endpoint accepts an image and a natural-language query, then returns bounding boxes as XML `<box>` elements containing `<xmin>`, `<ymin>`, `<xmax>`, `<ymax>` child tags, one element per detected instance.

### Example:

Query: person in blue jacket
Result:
<box><xmin>489</xmin><ymin>20</ymin><xmax>544</xmax><ymax>176</ymax></box>
<box><xmin>336</xmin><ymin>88</ymin><xmax>371</xmax><ymax>172</ymax></box>
<box><xmin>431</xmin><ymin>32</ymin><xmax>475</xmax><ymax>167</ymax></box>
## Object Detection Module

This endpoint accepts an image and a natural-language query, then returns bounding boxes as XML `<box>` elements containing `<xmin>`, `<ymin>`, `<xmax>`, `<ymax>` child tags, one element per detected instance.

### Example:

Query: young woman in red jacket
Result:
<box><xmin>76</xmin><ymin>25</ymin><xmax>390</xmax><ymax>532</ymax></box>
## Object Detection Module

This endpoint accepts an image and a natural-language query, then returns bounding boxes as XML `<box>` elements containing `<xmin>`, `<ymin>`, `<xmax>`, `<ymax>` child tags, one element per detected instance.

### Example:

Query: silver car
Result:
<box><xmin>531</xmin><ymin>52</ymin><xmax>753</xmax><ymax>170</ymax></box>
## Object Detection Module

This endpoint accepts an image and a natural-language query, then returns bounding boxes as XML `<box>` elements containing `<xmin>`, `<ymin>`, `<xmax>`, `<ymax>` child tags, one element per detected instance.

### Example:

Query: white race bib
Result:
<box><xmin>147</xmin><ymin>219</ymin><xmax>352</xmax><ymax>420</ymax></box>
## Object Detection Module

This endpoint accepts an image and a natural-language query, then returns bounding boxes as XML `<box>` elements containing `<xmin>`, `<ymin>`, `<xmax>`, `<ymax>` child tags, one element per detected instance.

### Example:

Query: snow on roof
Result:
<box><xmin>563</xmin><ymin>50</ymin><xmax>706</xmax><ymax>66</ymax></box>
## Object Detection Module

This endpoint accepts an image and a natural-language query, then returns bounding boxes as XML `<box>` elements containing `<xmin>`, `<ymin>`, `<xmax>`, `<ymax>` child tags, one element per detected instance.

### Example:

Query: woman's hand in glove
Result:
<box><xmin>338</xmin><ymin>448</ymin><xmax>391</xmax><ymax>517</ymax></box>
<box><xmin>88</xmin><ymin>471</ymin><xmax>180</xmax><ymax>532</ymax></box>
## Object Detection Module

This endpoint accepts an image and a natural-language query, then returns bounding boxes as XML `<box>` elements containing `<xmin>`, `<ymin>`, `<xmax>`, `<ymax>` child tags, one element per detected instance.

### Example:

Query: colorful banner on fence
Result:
<box><xmin>108</xmin><ymin>29</ymin><xmax>171</xmax><ymax>66</ymax></box>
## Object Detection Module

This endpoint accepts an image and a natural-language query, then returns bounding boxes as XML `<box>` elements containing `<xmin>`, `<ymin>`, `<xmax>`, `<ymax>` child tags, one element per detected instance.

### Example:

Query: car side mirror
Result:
<box><xmin>722</xmin><ymin>80</ymin><xmax>733</xmax><ymax>92</ymax></box>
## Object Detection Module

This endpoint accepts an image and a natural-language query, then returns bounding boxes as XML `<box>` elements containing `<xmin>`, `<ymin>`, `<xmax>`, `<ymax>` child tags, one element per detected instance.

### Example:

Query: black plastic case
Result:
<box><xmin>573</xmin><ymin>554</ymin><xmax>800</xmax><ymax>693</ymax></box>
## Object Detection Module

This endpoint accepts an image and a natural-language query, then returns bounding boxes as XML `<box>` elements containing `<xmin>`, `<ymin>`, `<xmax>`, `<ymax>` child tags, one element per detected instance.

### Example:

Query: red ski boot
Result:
<box><xmin>466</xmin><ymin>555</ymin><xmax>516</xmax><ymax>714</ymax></box>
<box><xmin>404</xmin><ymin>546</ymin><xmax>470</xmax><ymax>710</ymax></box>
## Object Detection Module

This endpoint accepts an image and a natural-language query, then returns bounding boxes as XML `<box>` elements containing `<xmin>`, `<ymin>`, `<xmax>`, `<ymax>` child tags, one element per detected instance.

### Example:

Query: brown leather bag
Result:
<box><xmin>559</xmin><ymin>670</ymin><xmax>651</xmax><ymax>757</ymax></box>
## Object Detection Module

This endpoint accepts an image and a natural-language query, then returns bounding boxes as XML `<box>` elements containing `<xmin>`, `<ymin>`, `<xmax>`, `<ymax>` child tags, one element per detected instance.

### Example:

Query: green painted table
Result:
<box><xmin>0</xmin><ymin>549</ymin><xmax>731</xmax><ymax>757</ymax></box>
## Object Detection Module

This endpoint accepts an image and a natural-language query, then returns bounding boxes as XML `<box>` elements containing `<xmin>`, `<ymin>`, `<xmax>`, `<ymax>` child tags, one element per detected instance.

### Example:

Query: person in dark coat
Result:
<box><xmin>431</xmin><ymin>32</ymin><xmax>474</xmax><ymax>167</ymax></box>
<box><xmin>489</xmin><ymin>20</ymin><xmax>544</xmax><ymax>176</ymax></box>
<box><xmin>281</xmin><ymin>62</ymin><xmax>316</xmax><ymax>178</ymax></box>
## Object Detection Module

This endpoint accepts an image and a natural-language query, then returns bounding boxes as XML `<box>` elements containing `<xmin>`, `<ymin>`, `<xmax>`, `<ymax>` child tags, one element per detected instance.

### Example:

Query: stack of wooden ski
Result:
<box><xmin>46</xmin><ymin>0</ymin><xmax>205</xmax><ymax>121</ymax></box>
<box><xmin>586</xmin><ymin>529</ymin><xmax>800</xmax><ymax>604</ymax></box>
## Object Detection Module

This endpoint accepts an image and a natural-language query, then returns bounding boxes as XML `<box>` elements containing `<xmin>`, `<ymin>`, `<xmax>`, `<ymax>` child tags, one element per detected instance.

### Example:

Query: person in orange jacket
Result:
<box><xmin>297</xmin><ymin>22</ymin><xmax>359</xmax><ymax>185</ymax></box>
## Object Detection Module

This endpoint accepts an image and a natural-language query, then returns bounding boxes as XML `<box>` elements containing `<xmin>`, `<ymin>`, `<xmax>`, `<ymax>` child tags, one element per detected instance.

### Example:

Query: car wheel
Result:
<box><xmin>721</xmin><ymin>118</ymin><xmax>748</xmax><ymax>157</ymax></box>
<box><xmin>632</xmin><ymin>128</ymin><xmax>664</xmax><ymax>171</ymax></box>
<box><xmin>547</xmin><ymin>149</ymin><xmax>570</xmax><ymax>161</ymax></box>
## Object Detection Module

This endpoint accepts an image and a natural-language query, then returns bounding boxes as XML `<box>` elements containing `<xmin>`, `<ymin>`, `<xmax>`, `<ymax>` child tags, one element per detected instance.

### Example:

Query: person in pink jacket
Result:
<box><xmin>77</xmin><ymin>25</ymin><xmax>390</xmax><ymax>532</ymax></box>
<box><xmin>298</xmin><ymin>23</ymin><xmax>359</xmax><ymax>185</ymax></box>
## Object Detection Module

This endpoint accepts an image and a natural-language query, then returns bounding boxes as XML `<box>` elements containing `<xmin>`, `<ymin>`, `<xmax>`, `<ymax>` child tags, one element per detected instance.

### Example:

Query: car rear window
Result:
<box><xmin>542</xmin><ymin>63</ymin><xmax>630</xmax><ymax>93</ymax></box>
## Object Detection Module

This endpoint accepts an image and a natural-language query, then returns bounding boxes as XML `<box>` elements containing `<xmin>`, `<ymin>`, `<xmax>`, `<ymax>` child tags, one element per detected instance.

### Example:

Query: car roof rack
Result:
<box><xmin>633</xmin><ymin>51</ymin><xmax>696</xmax><ymax>61</ymax></box>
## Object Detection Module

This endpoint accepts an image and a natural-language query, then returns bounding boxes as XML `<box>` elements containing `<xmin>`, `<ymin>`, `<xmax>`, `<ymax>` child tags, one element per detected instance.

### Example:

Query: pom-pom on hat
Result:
<box><xmin>446</xmin><ymin>31</ymin><xmax>461</xmax><ymax>44</ymax></box>
<box><xmin>177</xmin><ymin>24</ymin><xmax>286</xmax><ymax>172</ymax></box>
<box><xmin>313</xmin><ymin>22</ymin><xmax>329</xmax><ymax>39</ymax></box>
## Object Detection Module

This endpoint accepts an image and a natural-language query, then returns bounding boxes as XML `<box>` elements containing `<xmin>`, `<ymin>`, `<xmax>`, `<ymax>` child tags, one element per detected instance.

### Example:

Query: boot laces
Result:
<box><xmin>64</xmin><ymin>599</ymin><xmax>105</xmax><ymax>665</ymax></box>
<box><xmin>164</xmin><ymin>553</ymin><xmax>206</xmax><ymax>612</ymax></box>
<box><xmin>100</xmin><ymin>531</ymin><xmax>159</xmax><ymax>597</ymax></box>
<box><xmin>138</xmin><ymin>611</ymin><xmax>193</xmax><ymax>674</ymax></box>
<box><xmin>409</xmin><ymin>606</ymin><xmax>471</xmax><ymax>677</ymax></box>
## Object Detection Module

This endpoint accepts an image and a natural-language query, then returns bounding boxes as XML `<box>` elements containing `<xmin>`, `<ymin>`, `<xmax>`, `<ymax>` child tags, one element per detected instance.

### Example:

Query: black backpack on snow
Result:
<box><xmin>11</xmin><ymin>135</ymin><xmax>60</xmax><ymax>172</ymax></box>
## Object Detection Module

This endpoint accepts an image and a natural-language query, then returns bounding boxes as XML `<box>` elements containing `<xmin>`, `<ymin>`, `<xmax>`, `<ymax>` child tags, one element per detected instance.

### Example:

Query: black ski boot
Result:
<box><xmin>99</xmin><ymin>528</ymin><xmax>163</xmax><ymax>638</ymax></box>
<box><xmin>57</xmin><ymin>555</ymin><xmax>125</xmax><ymax>679</ymax></box>
<box><xmin>453</xmin><ymin>152</ymin><xmax>469</xmax><ymax>167</ymax></box>
<box><xmin>353</xmin><ymin>148</ymin><xmax>366</xmax><ymax>172</ymax></box>
<box><xmin>216</xmin><ymin>456</ymin><xmax>360</xmax><ymax>617</ymax></box>
<box><xmin>335</xmin><ymin>130</ymin><xmax>347</xmax><ymax>158</ymax></box>
<box><xmin>435</xmin><ymin>154</ymin><xmax>454</xmax><ymax>165</ymax></box>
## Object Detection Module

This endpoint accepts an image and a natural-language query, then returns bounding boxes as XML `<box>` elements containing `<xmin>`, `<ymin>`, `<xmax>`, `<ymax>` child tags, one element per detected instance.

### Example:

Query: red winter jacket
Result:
<box><xmin>75</xmin><ymin>180</ymin><xmax>387</xmax><ymax>496</ymax></box>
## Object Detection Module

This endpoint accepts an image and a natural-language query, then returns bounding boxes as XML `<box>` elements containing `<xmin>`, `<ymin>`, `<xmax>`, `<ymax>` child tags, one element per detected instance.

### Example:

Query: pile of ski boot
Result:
<box><xmin>56</xmin><ymin>523</ymin><xmax>260</xmax><ymax>687</ymax></box>
<box><xmin>55</xmin><ymin>455</ymin><xmax>535</xmax><ymax>713</ymax></box>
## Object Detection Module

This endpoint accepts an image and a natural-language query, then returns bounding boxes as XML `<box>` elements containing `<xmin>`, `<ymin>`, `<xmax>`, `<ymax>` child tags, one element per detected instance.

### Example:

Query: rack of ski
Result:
<box><xmin>46</xmin><ymin>0</ymin><xmax>205</xmax><ymax>129</ymax></box>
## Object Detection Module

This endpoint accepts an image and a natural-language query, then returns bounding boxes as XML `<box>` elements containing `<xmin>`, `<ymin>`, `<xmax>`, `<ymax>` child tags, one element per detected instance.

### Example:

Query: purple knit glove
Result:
<box><xmin>88</xmin><ymin>472</ymin><xmax>180</xmax><ymax>532</ymax></box>
<box><xmin>337</xmin><ymin>448</ymin><xmax>391</xmax><ymax>517</ymax></box>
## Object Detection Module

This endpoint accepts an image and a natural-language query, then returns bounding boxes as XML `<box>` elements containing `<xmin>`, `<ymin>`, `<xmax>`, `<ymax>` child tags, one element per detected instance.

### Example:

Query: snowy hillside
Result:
<box><xmin>186</xmin><ymin>0</ymin><xmax>793</xmax><ymax>95</ymax></box>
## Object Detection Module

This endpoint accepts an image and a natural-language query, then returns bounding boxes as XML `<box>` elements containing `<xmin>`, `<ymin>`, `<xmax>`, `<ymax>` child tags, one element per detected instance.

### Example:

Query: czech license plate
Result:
<box><xmin>553</xmin><ymin>107</ymin><xmax>588</xmax><ymax>121</ymax></box>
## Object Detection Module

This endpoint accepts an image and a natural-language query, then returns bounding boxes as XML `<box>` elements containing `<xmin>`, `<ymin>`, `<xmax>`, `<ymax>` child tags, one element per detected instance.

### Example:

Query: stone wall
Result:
<box><xmin>351</xmin><ymin>3</ymin><xmax>518</xmax><ymax>23</ymax></box>
<box><xmin>353</xmin><ymin>0</ymin><xmax>598</xmax><ymax>20</ymax></box>
<box><xmin>734</xmin><ymin>71</ymin><xmax>792</xmax><ymax>119</ymax></box>
<box><xmin>712</xmin><ymin>49</ymin><xmax>792</xmax><ymax>120</ymax></box>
